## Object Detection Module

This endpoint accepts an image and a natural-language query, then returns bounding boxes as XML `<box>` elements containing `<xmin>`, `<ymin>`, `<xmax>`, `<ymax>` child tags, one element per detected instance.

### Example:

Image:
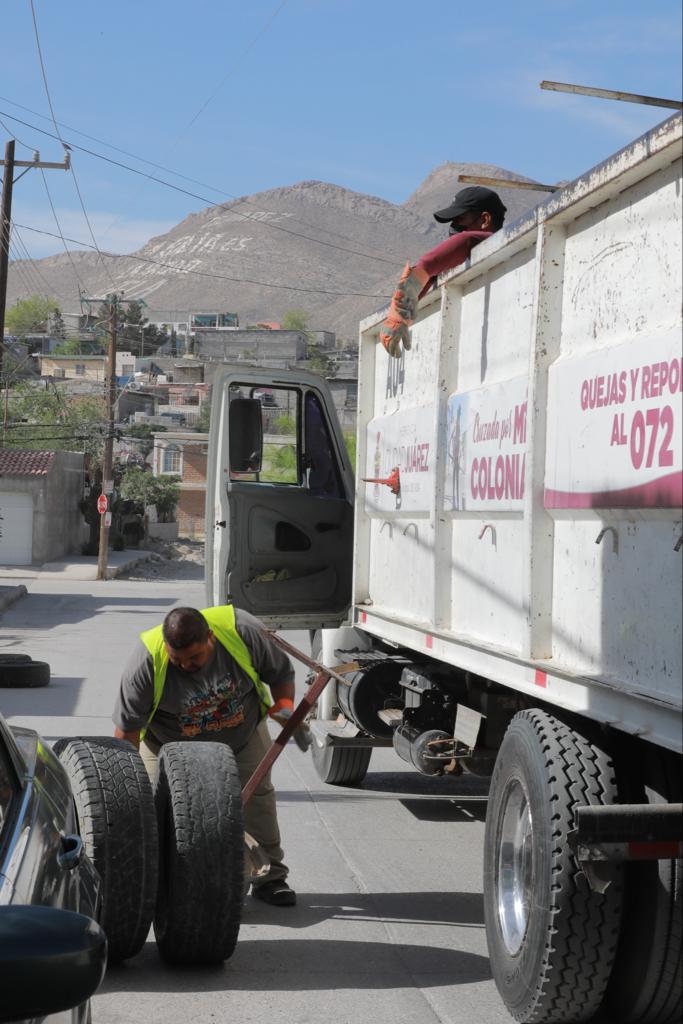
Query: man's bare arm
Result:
<box><xmin>114</xmin><ymin>726</ymin><xmax>141</xmax><ymax>749</ymax></box>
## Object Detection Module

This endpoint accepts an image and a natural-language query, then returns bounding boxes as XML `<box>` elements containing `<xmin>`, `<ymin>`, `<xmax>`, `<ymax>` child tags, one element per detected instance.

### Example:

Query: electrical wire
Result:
<box><xmin>28</xmin><ymin>0</ymin><xmax>116</xmax><ymax>289</ymax></box>
<box><xmin>0</xmin><ymin>109</ymin><xmax>401</xmax><ymax>267</ymax></box>
<box><xmin>38</xmin><ymin>167</ymin><xmax>86</xmax><ymax>291</ymax></box>
<box><xmin>10</xmin><ymin>225</ymin><xmax>67</xmax><ymax>299</ymax></box>
<box><xmin>0</xmin><ymin>94</ymin><xmax>389</xmax><ymax>256</ymax></box>
<box><xmin>15</xmin><ymin>222</ymin><xmax>392</xmax><ymax>298</ymax></box>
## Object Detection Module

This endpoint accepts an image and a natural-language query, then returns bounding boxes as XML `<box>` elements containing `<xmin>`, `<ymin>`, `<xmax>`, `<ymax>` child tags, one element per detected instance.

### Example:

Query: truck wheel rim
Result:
<box><xmin>497</xmin><ymin>778</ymin><xmax>533</xmax><ymax>955</ymax></box>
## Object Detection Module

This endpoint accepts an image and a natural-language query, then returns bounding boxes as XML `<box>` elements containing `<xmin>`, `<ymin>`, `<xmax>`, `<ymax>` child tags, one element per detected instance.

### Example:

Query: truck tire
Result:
<box><xmin>0</xmin><ymin>659</ymin><xmax>50</xmax><ymax>688</ymax></box>
<box><xmin>53</xmin><ymin>736</ymin><xmax>158</xmax><ymax>963</ymax></box>
<box><xmin>312</xmin><ymin>740</ymin><xmax>371</xmax><ymax>785</ymax></box>
<box><xmin>603</xmin><ymin>746</ymin><xmax>682</xmax><ymax>1023</ymax></box>
<box><xmin>153</xmin><ymin>741</ymin><xmax>244</xmax><ymax>965</ymax></box>
<box><xmin>483</xmin><ymin>709</ymin><xmax>622</xmax><ymax>1023</ymax></box>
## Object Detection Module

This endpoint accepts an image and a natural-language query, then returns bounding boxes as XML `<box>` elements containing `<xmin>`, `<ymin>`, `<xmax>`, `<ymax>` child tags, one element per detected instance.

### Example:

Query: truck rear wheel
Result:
<box><xmin>603</xmin><ymin>746</ymin><xmax>682</xmax><ymax>1023</ymax></box>
<box><xmin>311</xmin><ymin>740</ymin><xmax>371</xmax><ymax>786</ymax></box>
<box><xmin>53</xmin><ymin>736</ymin><xmax>158</xmax><ymax>963</ymax></box>
<box><xmin>153</xmin><ymin>741</ymin><xmax>244</xmax><ymax>965</ymax></box>
<box><xmin>483</xmin><ymin>710</ymin><xmax>622</xmax><ymax>1023</ymax></box>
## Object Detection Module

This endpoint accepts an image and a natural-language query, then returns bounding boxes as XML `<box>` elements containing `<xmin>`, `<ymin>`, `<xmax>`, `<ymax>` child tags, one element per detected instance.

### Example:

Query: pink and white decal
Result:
<box><xmin>545</xmin><ymin>330</ymin><xmax>682</xmax><ymax>509</ymax></box>
<box><xmin>444</xmin><ymin>377</ymin><xmax>529</xmax><ymax>511</ymax></box>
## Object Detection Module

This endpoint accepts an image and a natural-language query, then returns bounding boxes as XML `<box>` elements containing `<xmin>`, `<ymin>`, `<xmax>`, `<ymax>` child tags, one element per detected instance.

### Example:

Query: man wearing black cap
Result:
<box><xmin>379</xmin><ymin>186</ymin><xmax>507</xmax><ymax>358</ymax></box>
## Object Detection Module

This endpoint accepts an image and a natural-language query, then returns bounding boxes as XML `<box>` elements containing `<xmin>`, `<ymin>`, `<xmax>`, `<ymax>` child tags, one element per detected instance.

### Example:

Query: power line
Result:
<box><xmin>11</xmin><ymin>225</ymin><xmax>66</xmax><ymax>299</ymax></box>
<box><xmin>38</xmin><ymin>167</ymin><xmax>86</xmax><ymax>291</ymax></box>
<box><xmin>0</xmin><ymin>108</ymin><xmax>400</xmax><ymax>267</ymax></box>
<box><xmin>28</xmin><ymin>0</ymin><xmax>116</xmax><ymax>289</ymax></box>
<box><xmin>0</xmin><ymin>94</ymin><xmax>388</xmax><ymax>256</ymax></box>
<box><xmin>15</xmin><ymin>221</ymin><xmax>392</xmax><ymax>298</ymax></box>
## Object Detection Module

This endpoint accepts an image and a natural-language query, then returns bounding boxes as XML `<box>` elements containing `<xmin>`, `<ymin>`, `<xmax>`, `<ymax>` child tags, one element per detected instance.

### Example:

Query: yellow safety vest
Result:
<box><xmin>139</xmin><ymin>605</ymin><xmax>273</xmax><ymax>740</ymax></box>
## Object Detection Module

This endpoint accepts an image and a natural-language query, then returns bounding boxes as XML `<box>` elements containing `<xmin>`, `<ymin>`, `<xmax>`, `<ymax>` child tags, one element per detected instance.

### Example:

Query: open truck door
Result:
<box><xmin>205</xmin><ymin>368</ymin><xmax>355</xmax><ymax>629</ymax></box>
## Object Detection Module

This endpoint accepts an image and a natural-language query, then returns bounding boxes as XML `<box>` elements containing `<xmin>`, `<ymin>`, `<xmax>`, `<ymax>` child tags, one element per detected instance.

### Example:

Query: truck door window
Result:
<box><xmin>229</xmin><ymin>386</ymin><xmax>302</xmax><ymax>485</ymax></box>
<box><xmin>304</xmin><ymin>391</ymin><xmax>344</xmax><ymax>498</ymax></box>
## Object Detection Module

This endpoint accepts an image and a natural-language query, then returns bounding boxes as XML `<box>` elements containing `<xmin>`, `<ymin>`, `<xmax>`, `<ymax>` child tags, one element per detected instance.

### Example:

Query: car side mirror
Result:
<box><xmin>0</xmin><ymin>906</ymin><xmax>107</xmax><ymax>1022</ymax></box>
<box><xmin>229</xmin><ymin>398</ymin><xmax>263</xmax><ymax>473</ymax></box>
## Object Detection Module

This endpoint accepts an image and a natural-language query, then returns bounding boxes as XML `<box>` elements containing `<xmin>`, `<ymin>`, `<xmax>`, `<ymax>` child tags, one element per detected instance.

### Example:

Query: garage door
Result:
<box><xmin>0</xmin><ymin>492</ymin><xmax>33</xmax><ymax>565</ymax></box>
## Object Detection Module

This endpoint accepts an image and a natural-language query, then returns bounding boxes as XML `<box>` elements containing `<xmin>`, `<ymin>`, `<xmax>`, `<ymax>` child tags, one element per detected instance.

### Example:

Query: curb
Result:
<box><xmin>106</xmin><ymin>553</ymin><xmax>162</xmax><ymax>580</ymax></box>
<box><xmin>0</xmin><ymin>585</ymin><xmax>28</xmax><ymax>614</ymax></box>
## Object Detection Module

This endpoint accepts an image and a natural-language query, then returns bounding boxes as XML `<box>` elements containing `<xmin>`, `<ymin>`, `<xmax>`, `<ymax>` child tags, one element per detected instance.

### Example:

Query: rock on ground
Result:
<box><xmin>119</xmin><ymin>539</ymin><xmax>205</xmax><ymax>582</ymax></box>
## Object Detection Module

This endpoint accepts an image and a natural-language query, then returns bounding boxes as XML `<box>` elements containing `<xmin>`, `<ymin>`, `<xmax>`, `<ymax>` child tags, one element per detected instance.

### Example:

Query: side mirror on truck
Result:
<box><xmin>229</xmin><ymin>398</ymin><xmax>263</xmax><ymax>473</ymax></box>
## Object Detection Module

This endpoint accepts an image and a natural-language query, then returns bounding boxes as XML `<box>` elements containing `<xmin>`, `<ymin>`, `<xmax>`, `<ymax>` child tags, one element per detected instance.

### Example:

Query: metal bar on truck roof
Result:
<box><xmin>540</xmin><ymin>80</ymin><xmax>683</xmax><ymax>110</ymax></box>
<box><xmin>457</xmin><ymin>174</ymin><xmax>559</xmax><ymax>192</ymax></box>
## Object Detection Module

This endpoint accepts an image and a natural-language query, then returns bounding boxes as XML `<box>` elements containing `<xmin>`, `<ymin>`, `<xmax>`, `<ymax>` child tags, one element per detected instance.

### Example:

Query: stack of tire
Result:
<box><xmin>0</xmin><ymin>653</ymin><xmax>50</xmax><ymax>689</ymax></box>
<box><xmin>54</xmin><ymin>738</ymin><xmax>245</xmax><ymax>966</ymax></box>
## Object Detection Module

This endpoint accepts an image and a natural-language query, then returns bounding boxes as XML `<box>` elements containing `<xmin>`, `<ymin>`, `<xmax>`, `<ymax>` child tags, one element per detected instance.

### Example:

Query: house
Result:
<box><xmin>152</xmin><ymin>431</ymin><xmax>208</xmax><ymax>540</ymax></box>
<box><xmin>194</xmin><ymin>329</ymin><xmax>307</xmax><ymax>364</ymax></box>
<box><xmin>0</xmin><ymin>449</ymin><xmax>86</xmax><ymax>565</ymax></box>
<box><xmin>39</xmin><ymin>354</ymin><xmax>106</xmax><ymax>381</ymax></box>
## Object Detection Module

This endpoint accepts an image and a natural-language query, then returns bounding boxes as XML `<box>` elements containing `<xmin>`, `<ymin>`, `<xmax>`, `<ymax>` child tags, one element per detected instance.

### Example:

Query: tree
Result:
<box><xmin>119</xmin><ymin>466</ymin><xmax>180</xmax><ymax>522</ymax></box>
<box><xmin>50</xmin><ymin>309</ymin><xmax>66</xmax><ymax>339</ymax></box>
<box><xmin>5</xmin><ymin>382</ymin><xmax>107</xmax><ymax>465</ymax></box>
<box><xmin>197</xmin><ymin>400</ymin><xmax>211</xmax><ymax>433</ymax></box>
<box><xmin>6</xmin><ymin>295</ymin><xmax>60</xmax><ymax>338</ymax></box>
<box><xmin>122</xmin><ymin>423</ymin><xmax>166</xmax><ymax>460</ymax></box>
<box><xmin>52</xmin><ymin>338</ymin><xmax>83</xmax><ymax>356</ymax></box>
<box><xmin>281</xmin><ymin>309</ymin><xmax>314</xmax><ymax>341</ymax></box>
<box><xmin>307</xmin><ymin>343</ymin><xmax>335</xmax><ymax>376</ymax></box>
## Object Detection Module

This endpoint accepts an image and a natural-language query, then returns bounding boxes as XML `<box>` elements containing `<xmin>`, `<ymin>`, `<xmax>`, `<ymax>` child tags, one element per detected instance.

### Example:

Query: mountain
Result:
<box><xmin>7</xmin><ymin>163</ymin><xmax>544</xmax><ymax>340</ymax></box>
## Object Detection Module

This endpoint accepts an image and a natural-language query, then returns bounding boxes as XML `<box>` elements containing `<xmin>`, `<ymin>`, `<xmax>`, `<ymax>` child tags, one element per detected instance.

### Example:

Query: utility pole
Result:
<box><xmin>0</xmin><ymin>140</ymin><xmax>16</xmax><ymax>386</ymax></box>
<box><xmin>0</xmin><ymin>140</ymin><xmax>70</xmax><ymax>383</ymax></box>
<box><xmin>96</xmin><ymin>294</ymin><xmax>118</xmax><ymax>580</ymax></box>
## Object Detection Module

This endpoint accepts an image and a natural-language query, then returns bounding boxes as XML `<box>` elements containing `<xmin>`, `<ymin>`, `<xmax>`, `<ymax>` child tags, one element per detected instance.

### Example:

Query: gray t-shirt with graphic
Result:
<box><xmin>113</xmin><ymin>608</ymin><xmax>294</xmax><ymax>752</ymax></box>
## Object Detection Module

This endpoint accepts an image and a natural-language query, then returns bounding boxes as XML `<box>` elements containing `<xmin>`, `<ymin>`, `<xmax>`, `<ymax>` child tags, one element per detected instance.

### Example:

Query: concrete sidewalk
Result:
<box><xmin>0</xmin><ymin>549</ymin><xmax>158</xmax><ymax>612</ymax></box>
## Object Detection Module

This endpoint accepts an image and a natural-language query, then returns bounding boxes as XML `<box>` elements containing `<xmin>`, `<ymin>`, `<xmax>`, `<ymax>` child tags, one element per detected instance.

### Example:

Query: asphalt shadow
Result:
<box><xmin>101</xmin><ymin>936</ymin><xmax>492</xmax><ymax>993</ymax></box>
<box><xmin>240</xmin><ymin>889</ymin><xmax>485</xmax><ymax>930</ymax></box>
<box><xmin>0</xmin><ymin>676</ymin><xmax>86</xmax><ymax>718</ymax></box>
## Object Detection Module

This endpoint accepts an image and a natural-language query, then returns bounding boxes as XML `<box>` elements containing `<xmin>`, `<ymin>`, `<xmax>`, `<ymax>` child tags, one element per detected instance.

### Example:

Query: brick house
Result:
<box><xmin>152</xmin><ymin>431</ymin><xmax>208</xmax><ymax>539</ymax></box>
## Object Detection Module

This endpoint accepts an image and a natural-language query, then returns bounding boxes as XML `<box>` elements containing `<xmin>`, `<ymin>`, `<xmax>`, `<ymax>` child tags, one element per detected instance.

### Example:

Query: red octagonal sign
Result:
<box><xmin>97</xmin><ymin>494</ymin><xmax>108</xmax><ymax>515</ymax></box>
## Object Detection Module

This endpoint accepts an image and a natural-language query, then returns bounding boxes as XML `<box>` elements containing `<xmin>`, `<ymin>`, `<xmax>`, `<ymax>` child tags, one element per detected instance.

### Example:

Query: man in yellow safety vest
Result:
<box><xmin>113</xmin><ymin>604</ymin><xmax>301</xmax><ymax>906</ymax></box>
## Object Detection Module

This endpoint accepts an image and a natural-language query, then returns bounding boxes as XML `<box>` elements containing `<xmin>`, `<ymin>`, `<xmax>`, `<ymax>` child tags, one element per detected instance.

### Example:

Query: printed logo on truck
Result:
<box><xmin>444</xmin><ymin>377</ymin><xmax>529</xmax><ymax>511</ymax></box>
<box><xmin>365</xmin><ymin>406</ymin><xmax>434</xmax><ymax>513</ymax></box>
<box><xmin>545</xmin><ymin>330</ymin><xmax>682</xmax><ymax>508</ymax></box>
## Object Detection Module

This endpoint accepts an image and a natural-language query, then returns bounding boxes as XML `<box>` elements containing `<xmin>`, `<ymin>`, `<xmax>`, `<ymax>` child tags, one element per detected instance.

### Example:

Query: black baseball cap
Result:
<box><xmin>433</xmin><ymin>186</ymin><xmax>507</xmax><ymax>224</ymax></box>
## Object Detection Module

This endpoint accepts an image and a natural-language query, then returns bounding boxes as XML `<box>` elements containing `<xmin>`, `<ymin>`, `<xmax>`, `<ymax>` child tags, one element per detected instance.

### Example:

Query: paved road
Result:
<box><xmin>0</xmin><ymin>576</ymin><xmax>511</xmax><ymax>1024</ymax></box>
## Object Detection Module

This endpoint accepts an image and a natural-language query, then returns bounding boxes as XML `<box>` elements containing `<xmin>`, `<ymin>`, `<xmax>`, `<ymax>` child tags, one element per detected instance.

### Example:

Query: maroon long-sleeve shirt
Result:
<box><xmin>416</xmin><ymin>230</ymin><xmax>492</xmax><ymax>299</ymax></box>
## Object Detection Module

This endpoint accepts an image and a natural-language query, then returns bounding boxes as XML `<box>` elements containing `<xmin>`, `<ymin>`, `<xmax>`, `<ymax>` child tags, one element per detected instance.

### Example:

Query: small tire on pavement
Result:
<box><xmin>53</xmin><ymin>736</ymin><xmax>158</xmax><ymax>963</ymax></box>
<box><xmin>603</xmin><ymin>744</ymin><xmax>682</xmax><ymax>1023</ymax></box>
<box><xmin>0</xmin><ymin>659</ymin><xmax>50</xmax><ymax>688</ymax></box>
<box><xmin>483</xmin><ymin>709</ymin><xmax>622</xmax><ymax>1023</ymax></box>
<box><xmin>153</xmin><ymin>741</ymin><xmax>244</xmax><ymax>965</ymax></box>
<box><xmin>311</xmin><ymin>740</ymin><xmax>371</xmax><ymax>786</ymax></box>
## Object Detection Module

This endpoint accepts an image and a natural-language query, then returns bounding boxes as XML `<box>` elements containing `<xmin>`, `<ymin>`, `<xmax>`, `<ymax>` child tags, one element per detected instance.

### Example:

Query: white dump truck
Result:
<box><xmin>206</xmin><ymin>111</ymin><xmax>682</xmax><ymax>1024</ymax></box>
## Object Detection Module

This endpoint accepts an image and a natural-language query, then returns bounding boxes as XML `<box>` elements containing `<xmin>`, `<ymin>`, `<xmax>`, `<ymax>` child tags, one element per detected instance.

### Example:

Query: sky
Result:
<box><xmin>1</xmin><ymin>0</ymin><xmax>681</xmax><ymax>260</ymax></box>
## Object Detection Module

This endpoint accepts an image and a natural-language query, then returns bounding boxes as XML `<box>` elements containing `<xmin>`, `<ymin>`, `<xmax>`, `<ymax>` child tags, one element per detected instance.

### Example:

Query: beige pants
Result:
<box><xmin>140</xmin><ymin>718</ymin><xmax>288</xmax><ymax>887</ymax></box>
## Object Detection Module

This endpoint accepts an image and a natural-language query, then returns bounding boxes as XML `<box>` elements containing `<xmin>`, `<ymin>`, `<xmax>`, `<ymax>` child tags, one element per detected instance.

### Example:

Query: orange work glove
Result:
<box><xmin>379</xmin><ymin>262</ymin><xmax>431</xmax><ymax>359</ymax></box>
<box><xmin>268</xmin><ymin>698</ymin><xmax>312</xmax><ymax>752</ymax></box>
<box><xmin>393</xmin><ymin>262</ymin><xmax>431</xmax><ymax>322</ymax></box>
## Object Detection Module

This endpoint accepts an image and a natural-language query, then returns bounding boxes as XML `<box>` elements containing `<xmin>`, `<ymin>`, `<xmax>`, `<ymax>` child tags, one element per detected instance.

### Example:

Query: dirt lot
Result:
<box><xmin>118</xmin><ymin>539</ymin><xmax>205</xmax><ymax>582</ymax></box>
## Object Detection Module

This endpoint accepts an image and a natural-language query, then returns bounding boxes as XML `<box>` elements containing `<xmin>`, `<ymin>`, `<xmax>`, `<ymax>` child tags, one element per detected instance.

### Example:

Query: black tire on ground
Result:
<box><xmin>53</xmin><ymin>736</ymin><xmax>158</xmax><ymax>963</ymax></box>
<box><xmin>153</xmin><ymin>741</ymin><xmax>244</xmax><ymax>965</ymax></box>
<box><xmin>483</xmin><ymin>709</ymin><xmax>623</xmax><ymax>1023</ymax></box>
<box><xmin>311</xmin><ymin>740</ymin><xmax>372</xmax><ymax>785</ymax></box>
<box><xmin>0</xmin><ymin>659</ymin><xmax>50</xmax><ymax>688</ymax></box>
<box><xmin>0</xmin><ymin>653</ymin><xmax>32</xmax><ymax>663</ymax></box>
<box><xmin>603</xmin><ymin>744</ymin><xmax>682</xmax><ymax>1023</ymax></box>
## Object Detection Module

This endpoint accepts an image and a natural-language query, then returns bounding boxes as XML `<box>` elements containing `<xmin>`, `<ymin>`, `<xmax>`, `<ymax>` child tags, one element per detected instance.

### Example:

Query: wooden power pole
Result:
<box><xmin>0</xmin><ymin>139</ymin><xmax>70</xmax><ymax>383</ymax></box>
<box><xmin>96</xmin><ymin>295</ymin><xmax>119</xmax><ymax>580</ymax></box>
<box><xmin>0</xmin><ymin>140</ymin><xmax>16</xmax><ymax>386</ymax></box>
